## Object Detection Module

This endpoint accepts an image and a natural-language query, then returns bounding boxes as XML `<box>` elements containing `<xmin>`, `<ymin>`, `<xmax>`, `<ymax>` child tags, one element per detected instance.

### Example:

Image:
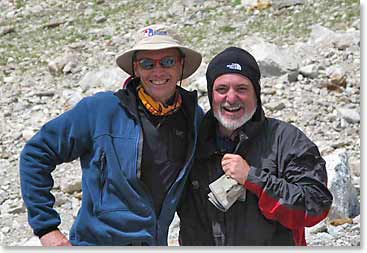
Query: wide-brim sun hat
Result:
<box><xmin>116</xmin><ymin>24</ymin><xmax>202</xmax><ymax>80</ymax></box>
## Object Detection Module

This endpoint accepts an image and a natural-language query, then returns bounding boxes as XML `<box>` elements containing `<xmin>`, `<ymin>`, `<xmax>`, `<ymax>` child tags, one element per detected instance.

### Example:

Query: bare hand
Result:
<box><xmin>39</xmin><ymin>229</ymin><xmax>72</xmax><ymax>246</ymax></box>
<box><xmin>221</xmin><ymin>153</ymin><xmax>250</xmax><ymax>185</ymax></box>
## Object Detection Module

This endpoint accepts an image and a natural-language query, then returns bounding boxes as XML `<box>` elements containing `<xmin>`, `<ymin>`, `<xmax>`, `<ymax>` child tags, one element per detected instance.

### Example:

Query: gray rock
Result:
<box><xmin>264</xmin><ymin>101</ymin><xmax>286</xmax><ymax>111</ymax></box>
<box><xmin>60</xmin><ymin>176</ymin><xmax>82</xmax><ymax>194</ymax></box>
<box><xmin>78</xmin><ymin>68</ymin><xmax>128</xmax><ymax>93</ymax></box>
<box><xmin>306</xmin><ymin>220</ymin><xmax>327</xmax><ymax>234</ymax></box>
<box><xmin>1</xmin><ymin>226</ymin><xmax>10</xmax><ymax>233</ymax></box>
<box><xmin>349</xmin><ymin>159</ymin><xmax>360</xmax><ymax>177</ymax></box>
<box><xmin>241</xmin><ymin>0</ymin><xmax>257</xmax><ymax>7</ymax></box>
<box><xmin>337</xmin><ymin>108</ymin><xmax>360</xmax><ymax>124</ymax></box>
<box><xmin>198</xmin><ymin>95</ymin><xmax>210</xmax><ymax>112</ymax></box>
<box><xmin>287</xmin><ymin>70</ymin><xmax>299</xmax><ymax>82</ymax></box>
<box><xmin>324</xmin><ymin>150</ymin><xmax>360</xmax><ymax>219</ymax></box>
<box><xmin>299</xmin><ymin>64</ymin><xmax>319</xmax><ymax>79</ymax></box>
<box><xmin>62</xmin><ymin>90</ymin><xmax>83</xmax><ymax>110</ymax></box>
<box><xmin>272</xmin><ymin>0</ymin><xmax>305</xmax><ymax>9</ymax></box>
<box><xmin>241</xmin><ymin>37</ymin><xmax>300</xmax><ymax>77</ymax></box>
<box><xmin>48</xmin><ymin>53</ymin><xmax>79</xmax><ymax>76</ymax></box>
<box><xmin>192</xmin><ymin>76</ymin><xmax>207</xmax><ymax>93</ymax></box>
<box><xmin>21</xmin><ymin>129</ymin><xmax>36</xmax><ymax>141</ymax></box>
<box><xmin>0</xmin><ymin>26</ymin><xmax>15</xmax><ymax>36</ymax></box>
<box><xmin>309</xmin><ymin>24</ymin><xmax>359</xmax><ymax>50</ymax></box>
<box><xmin>351</xmin><ymin>18</ymin><xmax>360</xmax><ymax>30</ymax></box>
<box><xmin>325</xmin><ymin>65</ymin><xmax>347</xmax><ymax>79</ymax></box>
<box><xmin>95</xmin><ymin>15</ymin><xmax>107</xmax><ymax>23</ymax></box>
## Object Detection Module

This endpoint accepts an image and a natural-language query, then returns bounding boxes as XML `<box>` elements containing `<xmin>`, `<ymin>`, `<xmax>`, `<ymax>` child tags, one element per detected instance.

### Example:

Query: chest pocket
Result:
<box><xmin>111</xmin><ymin>136</ymin><xmax>140</xmax><ymax>179</ymax></box>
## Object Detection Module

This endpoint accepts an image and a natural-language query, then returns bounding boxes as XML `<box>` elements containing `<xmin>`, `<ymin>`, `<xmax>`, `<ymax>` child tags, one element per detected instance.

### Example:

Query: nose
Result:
<box><xmin>153</xmin><ymin>63</ymin><xmax>165</xmax><ymax>70</ymax></box>
<box><xmin>151</xmin><ymin>61</ymin><xmax>166</xmax><ymax>72</ymax></box>
<box><xmin>225</xmin><ymin>88</ymin><xmax>239</xmax><ymax>104</ymax></box>
<box><xmin>151</xmin><ymin>66</ymin><xmax>167</xmax><ymax>79</ymax></box>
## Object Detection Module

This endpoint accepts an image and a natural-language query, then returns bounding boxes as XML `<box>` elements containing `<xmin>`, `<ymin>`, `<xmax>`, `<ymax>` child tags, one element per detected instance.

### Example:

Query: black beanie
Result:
<box><xmin>206</xmin><ymin>47</ymin><xmax>261</xmax><ymax>107</ymax></box>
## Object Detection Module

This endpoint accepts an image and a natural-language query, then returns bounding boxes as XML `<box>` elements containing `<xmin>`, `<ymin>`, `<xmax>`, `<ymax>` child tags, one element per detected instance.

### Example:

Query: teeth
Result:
<box><xmin>223</xmin><ymin>106</ymin><xmax>241</xmax><ymax>111</ymax></box>
<box><xmin>151</xmin><ymin>80</ymin><xmax>167</xmax><ymax>85</ymax></box>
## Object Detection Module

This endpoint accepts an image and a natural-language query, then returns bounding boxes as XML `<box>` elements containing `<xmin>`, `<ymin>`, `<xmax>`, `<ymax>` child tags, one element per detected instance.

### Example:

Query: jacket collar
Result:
<box><xmin>114</xmin><ymin>77</ymin><xmax>140</xmax><ymax>120</ymax></box>
<box><xmin>114</xmin><ymin>77</ymin><xmax>198</xmax><ymax>124</ymax></box>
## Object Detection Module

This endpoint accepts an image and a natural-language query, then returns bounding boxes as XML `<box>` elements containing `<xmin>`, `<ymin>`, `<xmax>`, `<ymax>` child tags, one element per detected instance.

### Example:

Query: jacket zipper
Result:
<box><xmin>157</xmin><ymin>104</ymin><xmax>200</xmax><ymax>244</ymax></box>
<box><xmin>136</xmin><ymin>126</ymin><xmax>159</xmax><ymax>242</ymax></box>
<box><xmin>99</xmin><ymin>152</ymin><xmax>107</xmax><ymax>204</ymax></box>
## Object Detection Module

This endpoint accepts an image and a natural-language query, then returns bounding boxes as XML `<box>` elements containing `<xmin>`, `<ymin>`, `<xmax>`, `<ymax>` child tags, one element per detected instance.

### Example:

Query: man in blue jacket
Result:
<box><xmin>19</xmin><ymin>24</ymin><xmax>203</xmax><ymax>246</ymax></box>
<box><xmin>178</xmin><ymin>47</ymin><xmax>332</xmax><ymax>245</ymax></box>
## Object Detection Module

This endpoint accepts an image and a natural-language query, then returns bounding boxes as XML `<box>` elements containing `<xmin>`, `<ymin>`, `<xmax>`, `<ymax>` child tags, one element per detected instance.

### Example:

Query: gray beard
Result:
<box><xmin>214</xmin><ymin>106</ymin><xmax>257</xmax><ymax>131</ymax></box>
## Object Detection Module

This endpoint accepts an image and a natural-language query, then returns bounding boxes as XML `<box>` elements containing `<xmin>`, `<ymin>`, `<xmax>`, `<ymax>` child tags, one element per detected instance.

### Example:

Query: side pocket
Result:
<box><xmin>99</xmin><ymin>152</ymin><xmax>107</xmax><ymax>204</ymax></box>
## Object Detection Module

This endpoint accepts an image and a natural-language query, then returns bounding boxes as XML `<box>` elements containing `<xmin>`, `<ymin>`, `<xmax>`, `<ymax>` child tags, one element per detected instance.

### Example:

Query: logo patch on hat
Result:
<box><xmin>143</xmin><ymin>28</ymin><xmax>168</xmax><ymax>37</ymax></box>
<box><xmin>226</xmin><ymin>63</ymin><xmax>242</xmax><ymax>71</ymax></box>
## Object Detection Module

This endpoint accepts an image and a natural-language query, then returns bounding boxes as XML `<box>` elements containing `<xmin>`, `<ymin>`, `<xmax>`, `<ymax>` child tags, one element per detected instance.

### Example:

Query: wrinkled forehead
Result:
<box><xmin>135</xmin><ymin>48</ymin><xmax>181</xmax><ymax>59</ymax></box>
<box><xmin>213</xmin><ymin>73</ymin><xmax>253</xmax><ymax>87</ymax></box>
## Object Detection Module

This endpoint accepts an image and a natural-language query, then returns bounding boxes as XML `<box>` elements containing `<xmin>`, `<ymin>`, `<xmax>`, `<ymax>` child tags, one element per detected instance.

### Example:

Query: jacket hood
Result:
<box><xmin>206</xmin><ymin>47</ymin><xmax>263</xmax><ymax>122</ymax></box>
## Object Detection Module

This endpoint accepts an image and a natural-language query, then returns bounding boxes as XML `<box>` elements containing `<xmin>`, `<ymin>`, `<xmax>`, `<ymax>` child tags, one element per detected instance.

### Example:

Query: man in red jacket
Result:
<box><xmin>178</xmin><ymin>47</ymin><xmax>333</xmax><ymax>246</ymax></box>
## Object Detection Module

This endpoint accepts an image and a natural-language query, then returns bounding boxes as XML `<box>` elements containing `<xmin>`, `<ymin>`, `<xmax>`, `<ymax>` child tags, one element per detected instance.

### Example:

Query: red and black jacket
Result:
<box><xmin>177</xmin><ymin>108</ymin><xmax>333</xmax><ymax>246</ymax></box>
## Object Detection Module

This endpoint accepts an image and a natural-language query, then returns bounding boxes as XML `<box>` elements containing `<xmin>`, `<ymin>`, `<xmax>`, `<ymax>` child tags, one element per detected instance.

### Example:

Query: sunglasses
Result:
<box><xmin>136</xmin><ymin>56</ymin><xmax>179</xmax><ymax>70</ymax></box>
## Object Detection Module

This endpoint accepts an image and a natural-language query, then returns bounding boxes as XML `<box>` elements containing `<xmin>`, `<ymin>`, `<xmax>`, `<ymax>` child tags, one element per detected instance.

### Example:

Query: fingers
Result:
<box><xmin>221</xmin><ymin>153</ymin><xmax>243</xmax><ymax>167</ymax></box>
<box><xmin>222</xmin><ymin>153</ymin><xmax>239</xmax><ymax>160</ymax></box>
<box><xmin>221</xmin><ymin>154</ymin><xmax>242</xmax><ymax>174</ymax></box>
<box><xmin>221</xmin><ymin>153</ymin><xmax>250</xmax><ymax>185</ymax></box>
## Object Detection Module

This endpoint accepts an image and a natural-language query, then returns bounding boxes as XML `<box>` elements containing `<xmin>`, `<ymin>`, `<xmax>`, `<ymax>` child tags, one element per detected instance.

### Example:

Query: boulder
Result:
<box><xmin>241</xmin><ymin>37</ymin><xmax>300</xmax><ymax>77</ymax></box>
<box><xmin>324</xmin><ymin>149</ymin><xmax>360</xmax><ymax>220</ymax></box>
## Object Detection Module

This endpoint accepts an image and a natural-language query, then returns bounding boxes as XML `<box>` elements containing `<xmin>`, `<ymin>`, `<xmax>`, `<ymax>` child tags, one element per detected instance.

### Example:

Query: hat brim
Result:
<box><xmin>116</xmin><ymin>44</ymin><xmax>202</xmax><ymax>80</ymax></box>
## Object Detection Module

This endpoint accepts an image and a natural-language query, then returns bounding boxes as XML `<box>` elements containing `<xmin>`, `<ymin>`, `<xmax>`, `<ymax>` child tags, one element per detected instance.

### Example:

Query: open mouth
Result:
<box><xmin>150</xmin><ymin>79</ymin><xmax>169</xmax><ymax>85</ymax></box>
<box><xmin>222</xmin><ymin>105</ymin><xmax>242</xmax><ymax>113</ymax></box>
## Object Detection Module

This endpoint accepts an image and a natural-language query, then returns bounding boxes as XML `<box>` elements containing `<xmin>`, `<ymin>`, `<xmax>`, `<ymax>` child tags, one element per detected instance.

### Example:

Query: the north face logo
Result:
<box><xmin>226</xmin><ymin>63</ymin><xmax>242</xmax><ymax>71</ymax></box>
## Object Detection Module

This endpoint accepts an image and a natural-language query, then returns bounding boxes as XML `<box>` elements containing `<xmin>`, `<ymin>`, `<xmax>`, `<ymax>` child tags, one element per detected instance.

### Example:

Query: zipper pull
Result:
<box><xmin>99</xmin><ymin>152</ymin><xmax>107</xmax><ymax>192</ymax></box>
<box><xmin>100</xmin><ymin>152</ymin><xmax>106</xmax><ymax>171</ymax></box>
<box><xmin>233</xmin><ymin>131</ymin><xmax>248</xmax><ymax>154</ymax></box>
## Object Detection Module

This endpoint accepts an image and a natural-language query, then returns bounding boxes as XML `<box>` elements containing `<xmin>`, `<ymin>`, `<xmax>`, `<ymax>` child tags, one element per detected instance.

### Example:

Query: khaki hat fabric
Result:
<box><xmin>116</xmin><ymin>24</ymin><xmax>202</xmax><ymax>80</ymax></box>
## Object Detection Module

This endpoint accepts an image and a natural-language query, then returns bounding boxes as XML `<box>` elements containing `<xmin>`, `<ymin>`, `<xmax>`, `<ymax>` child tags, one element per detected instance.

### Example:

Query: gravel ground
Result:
<box><xmin>0</xmin><ymin>0</ymin><xmax>362</xmax><ymax>248</ymax></box>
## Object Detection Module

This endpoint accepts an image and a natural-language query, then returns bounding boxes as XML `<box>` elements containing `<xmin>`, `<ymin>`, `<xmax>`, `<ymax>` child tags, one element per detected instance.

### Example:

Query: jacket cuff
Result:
<box><xmin>244</xmin><ymin>165</ymin><xmax>258</xmax><ymax>184</ymax></box>
<box><xmin>244</xmin><ymin>166</ymin><xmax>264</xmax><ymax>197</ymax></box>
<box><xmin>35</xmin><ymin>226</ymin><xmax>59</xmax><ymax>238</ymax></box>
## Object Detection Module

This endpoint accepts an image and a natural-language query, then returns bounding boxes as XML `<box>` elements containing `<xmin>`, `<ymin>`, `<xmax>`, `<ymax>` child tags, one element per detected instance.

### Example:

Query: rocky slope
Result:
<box><xmin>0</xmin><ymin>0</ymin><xmax>360</xmax><ymax>247</ymax></box>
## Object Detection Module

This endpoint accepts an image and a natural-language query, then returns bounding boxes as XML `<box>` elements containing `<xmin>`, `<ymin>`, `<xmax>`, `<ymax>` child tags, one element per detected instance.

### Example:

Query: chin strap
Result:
<box><xmin>178</xmin><ymin>55</ymin><xmax>185</xmax><ymax>87</ymax></box>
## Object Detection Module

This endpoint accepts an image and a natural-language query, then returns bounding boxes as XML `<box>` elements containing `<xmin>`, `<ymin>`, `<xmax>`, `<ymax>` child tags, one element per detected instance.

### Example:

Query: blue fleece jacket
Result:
<box><xmin>19</xmin><ymin>90</ymin><xmax>202</xmax><ymax>245</ymax></box>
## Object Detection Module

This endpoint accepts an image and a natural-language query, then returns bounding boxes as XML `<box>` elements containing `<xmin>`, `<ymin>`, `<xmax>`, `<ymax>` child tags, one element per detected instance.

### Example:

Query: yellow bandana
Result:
<box><xmin>137</xmin><ymin>84</ymin><xmax>182</xmax><ymax>116</ymax></box>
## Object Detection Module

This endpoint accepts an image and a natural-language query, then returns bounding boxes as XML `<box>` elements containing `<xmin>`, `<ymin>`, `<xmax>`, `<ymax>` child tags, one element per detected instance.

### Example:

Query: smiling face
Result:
<box><xmin>212</xmin><ymin>73</ymin><xmax>257</xmax><ymax>137</ymax></box>
<box><xmin>134</xmin><ymin>48</ymin><xmax>183</xmax><ymax>104</ymax></box>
